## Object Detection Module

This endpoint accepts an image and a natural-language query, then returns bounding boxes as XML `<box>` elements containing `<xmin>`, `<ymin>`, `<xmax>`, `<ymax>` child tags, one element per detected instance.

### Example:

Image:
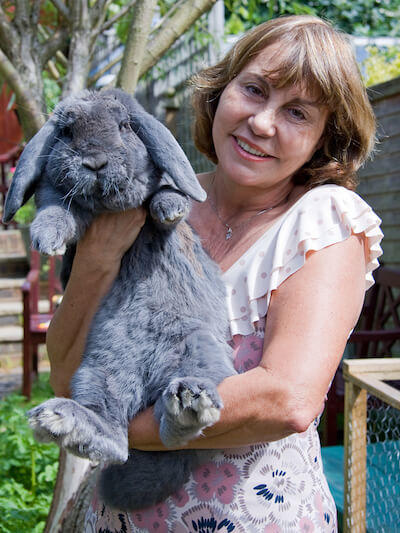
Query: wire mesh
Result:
<box><xmin>365</xmin><ymin>391</ymin><xmax>400</xmax><ymax>532</ymax></box>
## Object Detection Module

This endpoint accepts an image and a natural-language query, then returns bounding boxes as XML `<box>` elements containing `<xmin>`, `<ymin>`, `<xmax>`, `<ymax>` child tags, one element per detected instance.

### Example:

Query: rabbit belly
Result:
<box><xmin>100</xmin><ymin>449</ymin><xmax>201</xmax><ymax>511</ymax></box>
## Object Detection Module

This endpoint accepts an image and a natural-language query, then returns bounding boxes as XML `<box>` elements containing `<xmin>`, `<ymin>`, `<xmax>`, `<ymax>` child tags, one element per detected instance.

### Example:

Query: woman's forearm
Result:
<box><xmin>128</xmin><ymin>367</ymin><xmax>301</xmax><ymax>451</ymax></box>
<box><xmin>47</xmin><ymin>251</ymin><xmax>119</xmax><ymax>396</ymax></box>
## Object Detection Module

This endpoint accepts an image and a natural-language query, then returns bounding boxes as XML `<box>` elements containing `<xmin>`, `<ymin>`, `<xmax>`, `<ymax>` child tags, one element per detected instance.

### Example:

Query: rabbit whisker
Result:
<box><xmin>54</xmin><ymin>137</ymin><xmax>79</xmax><ymax>156</ymax></box>
<box><xmin>61</xmin><ymin>179</ymin><xmax>81</xmax><ymax>202</ymax></box>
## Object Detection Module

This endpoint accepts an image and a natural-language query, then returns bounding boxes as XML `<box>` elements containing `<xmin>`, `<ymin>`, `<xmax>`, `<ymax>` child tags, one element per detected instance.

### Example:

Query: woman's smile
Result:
<box><xmin>233</xmin><ymin>135</ymin><xmax>276</xmax><ymax>160</ymax></box>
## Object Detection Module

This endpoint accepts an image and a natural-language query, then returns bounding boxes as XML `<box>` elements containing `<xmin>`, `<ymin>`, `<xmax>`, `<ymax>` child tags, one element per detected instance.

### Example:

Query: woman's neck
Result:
<box><xmin>206</xmin><ymin>168</ymin><xmax>296</xmax><ymax>222</ymax></box>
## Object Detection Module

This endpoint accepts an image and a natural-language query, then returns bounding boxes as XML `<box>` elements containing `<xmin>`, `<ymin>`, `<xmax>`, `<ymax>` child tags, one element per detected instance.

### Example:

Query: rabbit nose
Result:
<box><xmin>82</xmin><ymin>153</ymin><xmax>108</xmax><ymax>171</ymax></box>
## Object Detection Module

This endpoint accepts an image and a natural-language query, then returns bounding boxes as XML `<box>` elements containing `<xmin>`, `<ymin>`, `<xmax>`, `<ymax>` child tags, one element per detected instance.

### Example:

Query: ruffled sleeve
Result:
<box><xmin>222</xmin><ymin>185</ymin><xmax>383</xmax><ymax>338</ymax></box>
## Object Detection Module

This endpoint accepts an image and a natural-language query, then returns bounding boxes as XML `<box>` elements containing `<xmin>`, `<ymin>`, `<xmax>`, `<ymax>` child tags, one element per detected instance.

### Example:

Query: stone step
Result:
<box><xmin>0</xmin><ymin>341</ymin><xmax>22</xmax><ymax>356</ymax></box>
<box><xmin>0</xmin><ymin>315</ymin><xmax>21</xmax><ymax>327</ymax></box>
<box><xmin>0</xmin><ymin>256</ymin><xmax>29</xmax><ymax>277</ymax></box>
<box><xmin>0</xmin><ymin>229</ymin><xmax>27</xmax><ymax>255</ymax></box>
<box><xmin>0</xmin><ymin>276</ymin><xmax>26</xmax><ymax>301</ymax></box>
<box><xmin>0</xmin><ymin>298</ymin><xmax>50</xmax><ymax>316</ymax></box>
<box><xmin>0</xmin><ymin>325</ymin><xmax>23</xmax><ymax>343</ymax></box>
<box><xmin>0</xmin><ymin>276</ymin><xmax>26</xmax><ymax>290</ymax></box>
<box><xmin>0</xmin><ymin>230</ymin><xmax>29</xmax><ymax>277</ymax></box>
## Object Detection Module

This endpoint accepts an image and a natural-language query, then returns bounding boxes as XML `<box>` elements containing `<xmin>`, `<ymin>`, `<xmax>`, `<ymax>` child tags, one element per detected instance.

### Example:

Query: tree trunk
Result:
<box><xmin>139</xmin><ymin>0</ymin><xmax>218</xmax><ymax>76</ymax></box>
<box><xmin>63</xmin><ymin>29</ymin><xmax>94</xmax><ymax>96</ymax></box>
<box><xmin>117</xmin><ymin>0</ymin><xmax>158</xmax><ymax>94</ymax></box>
<box><xmin>0</xmin><ymin>48</ymin><xmax>45</xmax><ymax>139</ymax></box>
<box><xmin>63</xmin><ymin>0</ymin><xmax>93</xmax><ymax>96</ymax></box>
<box><xmin>44</xmin><ymin>451</ymin><xmax>97</xmax><ymax>533</ymax></box>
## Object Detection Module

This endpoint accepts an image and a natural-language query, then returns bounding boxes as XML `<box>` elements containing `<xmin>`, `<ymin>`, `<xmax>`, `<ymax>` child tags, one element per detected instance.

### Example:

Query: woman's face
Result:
<box><xmin>212</xmin><ymin>45</ymin><xmax>329</xmax><ymax>190</ymax></box>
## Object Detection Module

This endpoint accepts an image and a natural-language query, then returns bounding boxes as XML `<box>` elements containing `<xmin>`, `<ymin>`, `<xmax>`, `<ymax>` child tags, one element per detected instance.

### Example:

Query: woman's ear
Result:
<box><xmin>3</xmin><ymin>116</ymin><xmax>58</xmax><ymax>223</ymax></box>
<box><xmin>103</xmin><ymin>89</ymin><xmax>206</xmax><ymax>203</ymax></box>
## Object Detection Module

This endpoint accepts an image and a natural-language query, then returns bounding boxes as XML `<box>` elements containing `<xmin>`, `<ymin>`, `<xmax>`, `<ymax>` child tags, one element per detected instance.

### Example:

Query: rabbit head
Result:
<box><xmin>3</xmin><ymin>89</ymin><xmax>206</xmax><ymax>222</ymax></box>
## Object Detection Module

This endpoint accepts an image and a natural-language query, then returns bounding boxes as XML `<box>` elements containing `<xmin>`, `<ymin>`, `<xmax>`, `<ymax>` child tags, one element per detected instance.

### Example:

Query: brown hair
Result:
<box><xmin>191</xmin><ymin>15</ymin><xmax>376</xmax><ymax>190</ymax></box>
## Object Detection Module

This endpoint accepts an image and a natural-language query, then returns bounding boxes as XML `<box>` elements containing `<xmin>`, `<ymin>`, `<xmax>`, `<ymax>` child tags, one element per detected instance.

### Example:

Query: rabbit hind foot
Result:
<box><xmin>27</xmin><ymin>397</ymin><xmax>128</xmax><ymax>464</ymax></box>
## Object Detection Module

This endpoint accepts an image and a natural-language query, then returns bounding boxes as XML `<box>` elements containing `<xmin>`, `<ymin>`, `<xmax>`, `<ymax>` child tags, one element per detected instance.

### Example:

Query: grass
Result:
<box><xmin>0</xmin><ymin>373</ymin><xmax>58</xmax><ymax>533</ymax></box>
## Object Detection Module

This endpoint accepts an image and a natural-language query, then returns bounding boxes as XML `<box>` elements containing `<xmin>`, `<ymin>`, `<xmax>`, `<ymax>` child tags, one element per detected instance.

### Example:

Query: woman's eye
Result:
<box><xmin>245</xmin><ymin>84</ymin><xmax>264</xmax><ymax>97</ymax></box>
<box><xmin>288</xmin><ymin>108</ymin><xmax>306</xmax><ymax>120</ymax></box>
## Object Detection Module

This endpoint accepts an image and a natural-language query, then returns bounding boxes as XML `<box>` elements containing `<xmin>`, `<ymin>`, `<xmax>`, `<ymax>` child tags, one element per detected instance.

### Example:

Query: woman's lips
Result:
<box><xmin>232</xmin><ymin>136</ymin><xmax>275</xmax><ymax>161</ymax></box>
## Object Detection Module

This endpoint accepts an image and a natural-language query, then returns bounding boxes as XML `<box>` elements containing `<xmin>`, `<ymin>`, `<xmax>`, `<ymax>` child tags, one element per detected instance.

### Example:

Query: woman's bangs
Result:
<box><xmin>260</xmin><ymin>36</ymin><xmax>337</xmax><ymax>107</ymax></box>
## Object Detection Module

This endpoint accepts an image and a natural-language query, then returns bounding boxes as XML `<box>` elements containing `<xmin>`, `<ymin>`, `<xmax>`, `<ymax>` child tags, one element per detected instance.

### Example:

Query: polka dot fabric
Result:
<box><xmin>223</xmin><ymin>185</ymin><xmax>383</xmax><ymax>338</ymax></box>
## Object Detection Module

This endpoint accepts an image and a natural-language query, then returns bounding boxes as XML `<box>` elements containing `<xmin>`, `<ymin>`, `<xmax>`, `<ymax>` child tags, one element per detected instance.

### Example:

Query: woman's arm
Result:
<box><xmin>47</xmin><ymin>208</ymin><xmax>146</xmax><ymax>397</ymax></box>
<box><xmin>129</xmin><ymin>233</ymin><xmax>366</xmax><ymax>450</ymax></box>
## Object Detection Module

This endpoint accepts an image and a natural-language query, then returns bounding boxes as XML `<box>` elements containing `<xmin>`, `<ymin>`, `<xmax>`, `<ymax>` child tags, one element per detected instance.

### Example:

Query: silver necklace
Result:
<box><xmin>209</xmin><ymin>182</ymin><xmax>287</xmax><ymax>241</ymax></box>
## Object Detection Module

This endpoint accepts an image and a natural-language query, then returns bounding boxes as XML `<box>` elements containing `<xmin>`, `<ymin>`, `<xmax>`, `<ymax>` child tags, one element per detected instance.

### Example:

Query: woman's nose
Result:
<box><xmin>249</xmin><ymin>108</ymin><xmax>276</xmax><ymax>137</ymax></box>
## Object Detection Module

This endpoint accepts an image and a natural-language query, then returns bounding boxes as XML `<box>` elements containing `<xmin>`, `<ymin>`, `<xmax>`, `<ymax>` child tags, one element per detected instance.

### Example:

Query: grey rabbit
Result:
<box><xmin>3</xmin><ymin>88</ymin><xmax>236</xmax><ymax>510</ymax></box>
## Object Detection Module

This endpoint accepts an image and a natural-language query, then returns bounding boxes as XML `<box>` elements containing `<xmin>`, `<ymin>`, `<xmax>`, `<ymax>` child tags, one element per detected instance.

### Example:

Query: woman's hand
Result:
<box><xmin>75</xmin><ymin>208</ymin><xmax>147</xmax><ymax>274</ymax></box>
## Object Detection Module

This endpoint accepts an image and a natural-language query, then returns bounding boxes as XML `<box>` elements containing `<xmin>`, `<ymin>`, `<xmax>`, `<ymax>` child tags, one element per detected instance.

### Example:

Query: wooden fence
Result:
<box><xmin>357</xmin><ymin>76</ymin><xmax>400</xmax><ymax>269</ymax></box>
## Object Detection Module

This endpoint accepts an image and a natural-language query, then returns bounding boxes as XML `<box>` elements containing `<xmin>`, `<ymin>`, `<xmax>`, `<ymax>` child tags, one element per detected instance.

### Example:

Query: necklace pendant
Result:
<box><xmin>225</xmin><ymin>227</ymin><xmax>233</xmax><ymax>240</ymax></box>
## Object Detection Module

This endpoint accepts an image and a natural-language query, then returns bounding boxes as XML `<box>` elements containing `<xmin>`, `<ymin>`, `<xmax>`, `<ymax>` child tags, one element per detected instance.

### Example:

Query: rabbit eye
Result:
<box><xmin>119</xmin><ymin>121</ymin><xmax>131</xmax><ymax>131</ymax></box>
<box><xmin>61</xmin><ymin>125</ymin><xmax>73</xmax><ymax>139</ymax></box>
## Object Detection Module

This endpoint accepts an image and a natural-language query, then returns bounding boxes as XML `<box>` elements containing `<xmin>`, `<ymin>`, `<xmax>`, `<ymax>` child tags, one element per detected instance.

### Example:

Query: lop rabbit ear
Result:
<box><xmin>104</xmin><ymin>89</ymin><xmax>206</xmax><ymax>202</ymax></box>
<box><xmin>2</xmin><ymin>116</ymin><xmax>58</xmax><ymax>223</ymax></box>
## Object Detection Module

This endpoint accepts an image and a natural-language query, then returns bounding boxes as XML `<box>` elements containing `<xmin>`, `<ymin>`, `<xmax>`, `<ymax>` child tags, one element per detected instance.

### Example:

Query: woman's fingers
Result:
<box><xmin>76</xmin><ymin>208</ymin><xmax>147</xmax><ymax>267</ymax></box>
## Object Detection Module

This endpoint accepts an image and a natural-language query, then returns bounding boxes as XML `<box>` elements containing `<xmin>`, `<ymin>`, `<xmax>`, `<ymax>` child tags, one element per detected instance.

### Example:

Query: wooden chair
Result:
<box><xmin>324</xmin><ymin>265</ymin><xmax>400</xmax><ymax>445</ymax></box>
<box><xmin>22</xmin><ymin>249</ymin><xmax>62</xmax><ymax>398</ymax></box>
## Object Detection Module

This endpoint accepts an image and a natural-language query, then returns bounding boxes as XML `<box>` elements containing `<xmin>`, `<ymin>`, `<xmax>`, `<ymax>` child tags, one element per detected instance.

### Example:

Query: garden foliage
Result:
<box><xmin>0</xmin><ymin>374</ymin><xmax>58</xmax><ymax>533</ymax></box>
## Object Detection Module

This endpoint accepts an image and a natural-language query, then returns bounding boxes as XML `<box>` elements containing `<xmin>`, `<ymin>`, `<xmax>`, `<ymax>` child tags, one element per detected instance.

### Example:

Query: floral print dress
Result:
<box><xmin>85</xmin><ymin>185</ymin><xmax>383</xmax><ymax>533</ymax></box>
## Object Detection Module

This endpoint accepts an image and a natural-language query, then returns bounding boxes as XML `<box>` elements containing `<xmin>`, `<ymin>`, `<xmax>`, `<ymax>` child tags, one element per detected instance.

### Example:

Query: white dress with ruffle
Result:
<box><xmin>85</xmin><ymin>184</ymin><xmax>383</xmax><ymax>533</ymax></box>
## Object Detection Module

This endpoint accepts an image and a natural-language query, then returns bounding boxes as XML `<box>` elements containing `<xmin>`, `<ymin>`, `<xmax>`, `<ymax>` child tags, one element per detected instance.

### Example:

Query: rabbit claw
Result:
<box><xmin>150</xmin><ymin>189</ymin><xmax>190</xmax><ymax>226</ymax></box>
<box><xmin>158</xmin><ymin>377</ymin><xmax>222</xmax><ymax>447</ymax></box>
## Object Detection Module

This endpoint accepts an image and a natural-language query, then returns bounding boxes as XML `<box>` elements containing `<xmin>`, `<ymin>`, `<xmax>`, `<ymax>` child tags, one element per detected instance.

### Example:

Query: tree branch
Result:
<box><xmin>31</xmin><ymin>0</ymin><xmax>41</xmax><ymax>26</ymax></box>
<box><xmin>0</xmin><ymin>6</ymin><xmax>19</xmax><ymax>59</ymax></box>
<box><xmin>88</xmin><ymin>51</ymin><xmax>123</xmax><ymax>86</ymax></box>
<box><xmin>40</xmin><ymin>27</ymin><xmax>69</xmax><ymax>66</ymax></box>
<box><xmin>151</xmin><ymin>0</ymin><xmax>186</xmax><ymax>34</ymax></box>
<box><xmin>50</xmin><ymin>0</ymin><xmax>71</xmax><ymax>22</ymax></box>
<box><xmin>14</xmin><ymin>0</ymin><xmax>30</xmax><ymax>29</ymax></box>
<box><xmin>100</xmin><ymin>0</ymin><xmax>137</xmax><ymax>34</ymax></box>
<box><xmin>89</xmin><ymin>0</ymin><xmax>217</xmax><ymax>87</ymax></box>
<box><xmin>91</xmin><ymin>0</ymin><xmax>113</xmax><ymax>40</ymax></box>
<box><xmin>0</xmin><ymin>47</ymin><xmax>45</xmax><ymax>134</ymax></box>
<box><xmin>116</xmin><ymin>0</ymin><xmax>157</xmax><ymax>93</ymax></box>
<box><xmin>139</xmin><ymin>0</ymin><xmax>217</xmax><ymax>77</ymax></box>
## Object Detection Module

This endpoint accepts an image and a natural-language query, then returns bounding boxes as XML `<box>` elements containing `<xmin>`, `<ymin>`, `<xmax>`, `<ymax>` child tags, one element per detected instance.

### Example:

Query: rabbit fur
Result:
<box><xmin>4</xmin><ymin>89</ymin><xmax>236</xmax><ymax>510</ymax></box>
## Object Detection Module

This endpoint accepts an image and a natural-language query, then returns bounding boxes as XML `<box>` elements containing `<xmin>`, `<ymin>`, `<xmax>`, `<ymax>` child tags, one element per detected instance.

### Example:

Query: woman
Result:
<box><xmin>48</xmin><ymin>15</ymin><xmax>383</xmax><ymax>532</ymax></box>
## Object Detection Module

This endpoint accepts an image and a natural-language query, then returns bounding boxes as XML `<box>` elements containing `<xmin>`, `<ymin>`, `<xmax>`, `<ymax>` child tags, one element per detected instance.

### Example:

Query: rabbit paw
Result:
<box><xmin>27</xmin><ymin>398</ymin><xmax>128</xmax><ymax>464</ymax></box>
<box><xmin>158</xmin><ymin>377</ymin><xmax>222</xmax><ymax>447</ymax></box>
<box><xmin>149</xmin><ymin>190</ymin><xmax>190</xmax><ymax>226</ymax></box>
<box><xmin>30</xmin><ymin>207</ymin><xmax>77</xmax><ymax>255</ymax></box>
